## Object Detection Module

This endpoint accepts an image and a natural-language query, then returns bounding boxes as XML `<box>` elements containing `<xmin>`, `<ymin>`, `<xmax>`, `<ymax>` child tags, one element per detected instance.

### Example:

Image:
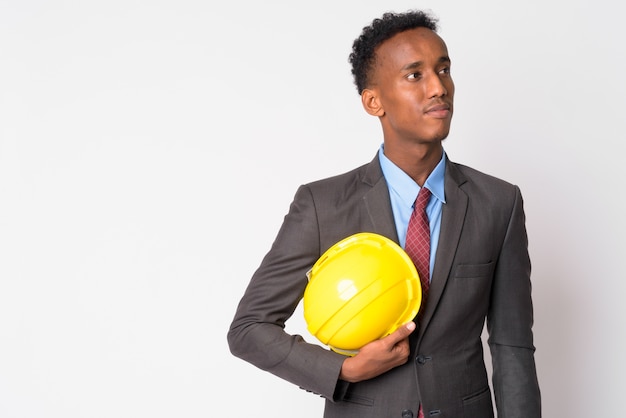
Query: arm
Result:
<box><xmin>227</xmin><ymin>185</ymin><xmax>346</xmax><ymax>399</ymax></box>
<box><xmin>227</xmin><ymin>183</ymin><xmax>417</xmax><ymax>399</ymax></box>
<box><xmin>488</xmin><ymin>186</ymin><xmax>541</xmax><ymax>417</ymax></box>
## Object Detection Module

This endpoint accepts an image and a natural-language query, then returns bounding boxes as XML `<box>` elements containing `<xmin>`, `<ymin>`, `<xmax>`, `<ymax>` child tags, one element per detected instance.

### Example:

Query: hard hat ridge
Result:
<box><xmin>303</xmin><ymin>232</ymin><xmax>422</xmax><ymax>356</ymax></box>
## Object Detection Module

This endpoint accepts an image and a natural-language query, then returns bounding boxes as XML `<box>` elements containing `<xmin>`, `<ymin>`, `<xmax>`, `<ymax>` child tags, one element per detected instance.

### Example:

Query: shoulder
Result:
<box><xmin>449</xmin><ymin>160</ymin><xmax>519</xmax><ymax>191</ymax></box>
<box><xmin>302</xmin><ymin>155</ymin><xmax>382</xmax><ymax>195</ymax></box>
<box><xmin>447</xmin><ymin>160</ymin><xmax>523</xmax><ymax>206</ymax></box>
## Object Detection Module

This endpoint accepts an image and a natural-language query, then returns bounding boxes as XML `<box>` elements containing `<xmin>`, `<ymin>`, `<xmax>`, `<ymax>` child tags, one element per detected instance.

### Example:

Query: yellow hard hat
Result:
<box><xmin>303</xmin><ymin>232</ymin><xmax>421</xmax><ymax>356</ymax></box>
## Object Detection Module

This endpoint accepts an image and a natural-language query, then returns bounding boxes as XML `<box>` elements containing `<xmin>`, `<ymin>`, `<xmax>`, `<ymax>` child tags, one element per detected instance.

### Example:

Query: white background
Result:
<box><xmin>1</xmin><ymin>1</ymin><xmax>624</xmax><ymax>417</ymax></box>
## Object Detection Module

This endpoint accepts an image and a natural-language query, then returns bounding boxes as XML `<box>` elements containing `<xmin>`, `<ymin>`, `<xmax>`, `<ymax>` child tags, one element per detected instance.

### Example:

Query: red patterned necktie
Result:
<box><xmin>404</xmin><ymin>186</ymin><xmax>432</xmax><ymax>318</ymax></box>
<box><xmin>404</xmin><ymin>186</ymin><xmax>432</xmax><ymax>418</ymax></box>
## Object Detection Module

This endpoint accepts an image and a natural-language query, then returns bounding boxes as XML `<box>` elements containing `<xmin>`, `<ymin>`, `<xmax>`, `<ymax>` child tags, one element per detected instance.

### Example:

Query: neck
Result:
<box><xmin>383</xmin><ymin>142</ymin><xmax>443</xmax><ymax>186</ymax></box>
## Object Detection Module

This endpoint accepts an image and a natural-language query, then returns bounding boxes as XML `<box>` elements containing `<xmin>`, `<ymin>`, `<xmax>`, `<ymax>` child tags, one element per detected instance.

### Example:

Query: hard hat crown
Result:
<box><xmin>303</xmin><ymin>232</ymin><xmax>421</xmax><ymax>356</ymax></box>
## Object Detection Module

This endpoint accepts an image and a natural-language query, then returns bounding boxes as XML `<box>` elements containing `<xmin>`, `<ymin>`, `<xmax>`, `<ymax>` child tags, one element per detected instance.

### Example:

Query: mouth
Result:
<box><xmin>425</xmin><ymin>103</ymin><xmax>452</xmax><ymax>119</ymax></box>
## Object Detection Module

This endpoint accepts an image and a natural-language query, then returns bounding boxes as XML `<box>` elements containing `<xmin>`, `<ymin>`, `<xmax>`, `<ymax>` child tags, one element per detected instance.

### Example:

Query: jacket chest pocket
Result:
<box><xmin>449</xmin><ymin>262</ymin><xmax>494</xmax><ymax>310</ymax></box>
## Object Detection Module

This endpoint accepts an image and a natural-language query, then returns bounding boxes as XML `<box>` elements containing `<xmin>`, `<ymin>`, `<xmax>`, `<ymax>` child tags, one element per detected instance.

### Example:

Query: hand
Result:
<box><xmin>339</xmin><ymin>321</ymin><xmax>416</xmax><ymax>383</ymax></box>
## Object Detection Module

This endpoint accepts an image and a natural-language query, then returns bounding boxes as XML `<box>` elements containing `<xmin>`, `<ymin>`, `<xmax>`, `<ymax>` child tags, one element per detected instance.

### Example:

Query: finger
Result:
<box><xmin>384</xmin><ymin>321</ymin><xmax>416</xmax><ymax>345</ymax></box>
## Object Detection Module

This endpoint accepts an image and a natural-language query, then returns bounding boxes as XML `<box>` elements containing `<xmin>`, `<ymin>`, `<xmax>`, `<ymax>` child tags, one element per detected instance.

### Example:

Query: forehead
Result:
<box><xmin>374</xmin><ymin>27</ymin><xmax>449</xmax><ymax>70</ymax></box>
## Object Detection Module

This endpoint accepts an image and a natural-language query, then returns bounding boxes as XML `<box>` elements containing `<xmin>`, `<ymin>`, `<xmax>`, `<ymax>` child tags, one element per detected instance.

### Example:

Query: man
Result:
<box><xmin>228</xmin><ymin>10</ymin><xmax>541</xmax><ymax>418</ymax></box>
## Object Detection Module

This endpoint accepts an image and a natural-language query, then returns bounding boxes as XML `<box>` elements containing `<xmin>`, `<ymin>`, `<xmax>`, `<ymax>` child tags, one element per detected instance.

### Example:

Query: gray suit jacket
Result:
<box><xmin>228</xmin><ymin>154</ymin><xmax>541</xmax><ymax>418</ymax></box>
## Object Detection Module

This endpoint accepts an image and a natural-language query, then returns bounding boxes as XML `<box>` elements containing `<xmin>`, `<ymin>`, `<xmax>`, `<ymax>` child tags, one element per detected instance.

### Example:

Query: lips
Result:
<box><xmin>425</xmin><ymin>103</ymin><xmax>451</xmax><ymax>118</ymax></box>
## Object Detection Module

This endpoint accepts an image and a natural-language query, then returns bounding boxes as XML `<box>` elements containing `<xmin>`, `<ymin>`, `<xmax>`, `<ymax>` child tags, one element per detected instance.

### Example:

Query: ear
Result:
<box><xmin>361</xmin><ymin>88</ymin><xmax>385</xmax><ymax>117</ymax></box>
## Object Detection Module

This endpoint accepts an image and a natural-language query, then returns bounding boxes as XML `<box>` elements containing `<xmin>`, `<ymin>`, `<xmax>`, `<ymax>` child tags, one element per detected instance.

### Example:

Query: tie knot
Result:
<box><xmin>414</xmin><ymin>187</ymin><xmax>431</xmax><ymax>211</ymax></box>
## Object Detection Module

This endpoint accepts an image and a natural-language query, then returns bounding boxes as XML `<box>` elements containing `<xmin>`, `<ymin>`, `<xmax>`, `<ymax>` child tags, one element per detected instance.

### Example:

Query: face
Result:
<box><xmin>364</xmin><ymin>27</ymin><xmax>455</xmax><ymax>145</ymax></box>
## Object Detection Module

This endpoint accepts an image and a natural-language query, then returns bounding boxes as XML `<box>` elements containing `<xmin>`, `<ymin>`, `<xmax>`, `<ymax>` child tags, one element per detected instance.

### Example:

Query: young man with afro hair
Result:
<box><xmin>228</xmin><ymin>10</ymin><xmax>541</xmax><ymax>418</ymax></box>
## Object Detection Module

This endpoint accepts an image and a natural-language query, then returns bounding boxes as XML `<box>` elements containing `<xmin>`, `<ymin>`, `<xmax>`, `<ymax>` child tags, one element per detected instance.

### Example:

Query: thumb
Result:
<box><xmin>385</xmin><ymin>321</ymin><xmax>416</xmax><ymax>344</ymax></box>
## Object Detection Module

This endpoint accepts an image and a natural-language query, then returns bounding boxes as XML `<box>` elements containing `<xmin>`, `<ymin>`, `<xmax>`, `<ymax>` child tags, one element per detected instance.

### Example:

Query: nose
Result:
<box><xmin>425</xmin><ymin>73</ymin><xmax>448</xmax><ymax>98</ymax></box>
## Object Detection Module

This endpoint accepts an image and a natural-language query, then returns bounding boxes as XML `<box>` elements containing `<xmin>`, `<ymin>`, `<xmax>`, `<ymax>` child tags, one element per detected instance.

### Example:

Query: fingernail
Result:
<box><xmin>406</xmin><ymin>321</ymin><xmax>416</xmax><ymax>331</ymax></box>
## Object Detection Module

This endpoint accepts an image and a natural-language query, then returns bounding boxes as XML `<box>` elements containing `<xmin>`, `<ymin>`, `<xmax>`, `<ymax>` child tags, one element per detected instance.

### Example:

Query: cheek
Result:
<box><xmin>394</xmin><ymin>103</ymin><xmax>425</xmax><ymax>125</ymax></box>
<box><xmin>397</xmin><ymin>91</ymin><xmax>426</xmax><ymax>113</ymax></box>
<box><xmin>446</xmin><ymin>80</ymin><xmax>455</xmax><ymax>97</ymax></box>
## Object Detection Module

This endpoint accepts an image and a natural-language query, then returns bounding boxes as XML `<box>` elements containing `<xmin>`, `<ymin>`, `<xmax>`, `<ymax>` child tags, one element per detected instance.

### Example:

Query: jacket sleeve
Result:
<box><xmin>226</xmin><ymin>184</ymin><xmax>347</xmax><ymax>400</ymax></box>
<box><xmin>488</xmin><ymin>186</ymin><xmax>542</xmax><ymax>417</ymax></box>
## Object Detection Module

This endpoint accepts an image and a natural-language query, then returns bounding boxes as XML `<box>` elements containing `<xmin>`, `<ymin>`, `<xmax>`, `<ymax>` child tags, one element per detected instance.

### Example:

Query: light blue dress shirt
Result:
<box><xmin>378</xmin><ymin>145</ymin><xmax>446</xmax><ymax>282</ymax></box>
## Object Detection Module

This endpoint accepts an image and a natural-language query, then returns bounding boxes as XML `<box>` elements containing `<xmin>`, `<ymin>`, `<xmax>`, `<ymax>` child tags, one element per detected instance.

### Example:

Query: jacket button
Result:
<box><xmin>401</xmin><ymin>410</ymin><xmax>413</xmax><ymax>418</ymax></box>
<box><xmin>416</xmin><ymin>354</ymin><xmax>431</xmax><ymax>365</ymax></box>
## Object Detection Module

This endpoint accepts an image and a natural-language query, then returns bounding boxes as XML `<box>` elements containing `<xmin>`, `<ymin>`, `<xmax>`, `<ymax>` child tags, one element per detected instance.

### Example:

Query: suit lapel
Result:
<box><xmin>360</xmin><ymin>155</ymin><xmax>469</xmax><ymax>337</ymax></box>
<box><xmin>361</xmin><ymin>155</ymin><xmax>399</xmax><ymax>243</ymax></box>
<box><xmin>419</xmin><ymin>160</ymin><xmax>468</xmax><ymax>335</ymax></box>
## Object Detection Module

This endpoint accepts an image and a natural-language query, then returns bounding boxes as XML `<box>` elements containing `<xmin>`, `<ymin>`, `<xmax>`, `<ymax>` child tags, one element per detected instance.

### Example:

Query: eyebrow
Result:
<box><xmin>401</xmin><ymin>56</ymin><xmax>451</xmax><ymax>71</ymax></box>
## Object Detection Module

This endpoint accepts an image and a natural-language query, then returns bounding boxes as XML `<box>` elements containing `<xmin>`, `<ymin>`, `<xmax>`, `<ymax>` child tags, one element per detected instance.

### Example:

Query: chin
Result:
<box><xmin>428</xmin><ymin>129</ymin><xmax>451</xmax><ymax>142</ymax></box>
<box><xmin>424</xmin><ymin>121</ymin><xmax>451</xmax><ymax>140</ymax></box>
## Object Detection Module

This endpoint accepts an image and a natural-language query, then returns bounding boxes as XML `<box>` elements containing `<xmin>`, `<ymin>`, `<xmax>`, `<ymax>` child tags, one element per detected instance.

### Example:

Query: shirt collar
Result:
<box><xmin>378</xmin><ymin>144</ymin><xmax>446</xmax><ymax>207</ymax></box>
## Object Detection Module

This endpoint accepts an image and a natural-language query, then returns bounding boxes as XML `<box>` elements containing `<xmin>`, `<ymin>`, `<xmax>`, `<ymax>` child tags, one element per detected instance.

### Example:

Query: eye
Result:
<box><xmin>439</xmin><ymin>66</ymin><xmax>451</xmax><ymax>75</ymax></box>
<box><xmin>407</xmin><ymin>72</ymin><xmax>422</xmax><ymax>81</ymax></box>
